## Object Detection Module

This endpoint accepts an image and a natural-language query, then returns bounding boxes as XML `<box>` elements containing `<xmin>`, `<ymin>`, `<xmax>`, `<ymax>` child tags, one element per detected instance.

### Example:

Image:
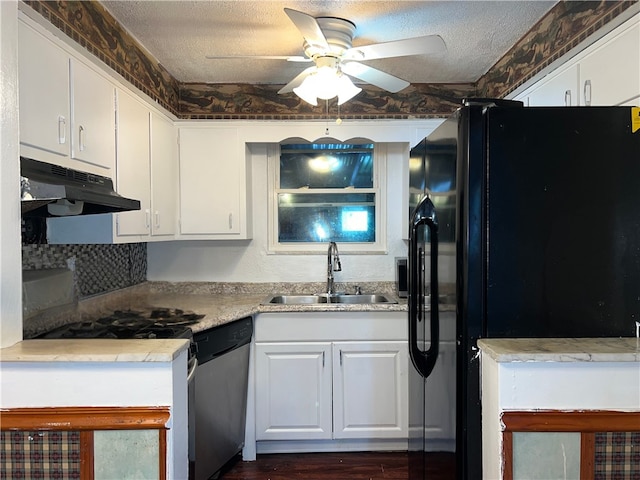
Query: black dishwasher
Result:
<box><xmin>190</xmin><ymin>317</ymin><xmax>253</xmax><ymax>480</ymax></box>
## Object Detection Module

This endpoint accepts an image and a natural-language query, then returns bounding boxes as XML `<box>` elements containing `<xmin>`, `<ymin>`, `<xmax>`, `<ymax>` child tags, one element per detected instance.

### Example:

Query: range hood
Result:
<box><xmin>20</xmin><ymin>157</ymin><xmax>140</xmax><ymax>216</ymax></box>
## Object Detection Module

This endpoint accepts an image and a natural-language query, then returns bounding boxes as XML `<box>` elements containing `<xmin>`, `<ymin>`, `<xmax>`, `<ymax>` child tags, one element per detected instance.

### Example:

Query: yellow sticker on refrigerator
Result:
<box><xmin>632</xmin><ymin>107</ymin><xmax>640</xmax><ymax>133</ymax></box>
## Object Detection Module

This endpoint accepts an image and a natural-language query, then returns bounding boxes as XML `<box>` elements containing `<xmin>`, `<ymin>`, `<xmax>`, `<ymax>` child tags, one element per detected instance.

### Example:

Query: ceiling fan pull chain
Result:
<box><xmin>325</xmin><ymin>99</ymin><xmax>330</xmax><ymax>135</ymax></box>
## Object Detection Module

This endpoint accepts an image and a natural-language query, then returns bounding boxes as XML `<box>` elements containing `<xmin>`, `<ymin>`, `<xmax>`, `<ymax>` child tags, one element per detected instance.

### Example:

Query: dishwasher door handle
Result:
<box><xmin>187</xmin><ymin>356</ymin><xmax>198</xmax><ymax>384</ymax></box>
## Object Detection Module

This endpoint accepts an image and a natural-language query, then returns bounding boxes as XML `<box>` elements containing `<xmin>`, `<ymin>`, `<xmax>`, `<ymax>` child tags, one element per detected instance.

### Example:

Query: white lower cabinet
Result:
<box><xmin>255</xmin><ymin>340</ymin><xmax>408</xmax><ymax>442</ymax></box>
<box><xmin>251</xmin><ymin>312</ymin><xmax>408</xmax><ymax>452</ymax></box>
<box><xmin>255</xmin><ymin>342</ymin><xmax>333</xmax><ymax>440</ymax></box>
<box><xmin>332</xmin><ymin>341</ymin><xmax>408</xmax><ymax>439</ymax></box>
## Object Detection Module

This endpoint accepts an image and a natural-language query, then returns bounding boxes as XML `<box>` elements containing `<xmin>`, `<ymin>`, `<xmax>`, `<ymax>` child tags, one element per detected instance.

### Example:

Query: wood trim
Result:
<box><xmin>0</xmin><ymin>406</ymin><xmax>171</xmax><ymax>431</ymax></box>
<box><xmin>502</xmin><ymin>410</ymin><xmax>640</xmax><ymax>432</ymax></box>
<box><xmin>159</xmin><ymin>429</ymin><xmax>167</xmax><ymax>480</ymax></box>
<box><xmin>502</xmin><ymin>431</ymin><xmax>513</xmax><ymax>480</ymax></box>
<box><xmin>80</xmin><ymin>431</ymin><xmax>94</xmax><ymax>480</ymax></box>
<box><xmin>580</xmin><ymin>433</ymin><xmax>595</xmax><ymax>480</ymax></box>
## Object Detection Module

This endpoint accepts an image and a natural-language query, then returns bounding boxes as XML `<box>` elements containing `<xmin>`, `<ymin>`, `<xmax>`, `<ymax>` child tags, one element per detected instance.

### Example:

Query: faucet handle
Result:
<box><xmin>354</xmin><ymin>285</ymin><xmax>362</xmax><ymax>295</ymax></box>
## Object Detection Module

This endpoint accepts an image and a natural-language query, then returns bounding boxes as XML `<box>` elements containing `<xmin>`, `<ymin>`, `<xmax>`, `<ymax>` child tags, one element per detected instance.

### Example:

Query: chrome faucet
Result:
<box><xmin>326</xmin><ymin>241</ymin><xmax>342</xmax><ymax>295</ymax></box>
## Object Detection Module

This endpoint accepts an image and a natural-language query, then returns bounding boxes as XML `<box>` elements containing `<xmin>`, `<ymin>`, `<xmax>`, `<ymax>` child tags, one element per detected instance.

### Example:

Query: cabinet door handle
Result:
<box><xmin>564</xmin><ymin>90</ymin><xmax>572</xmax><ymax>106</ymax></box>
<box><xmin>78</xmin><ymin>125</ymin><xmax>86</xmax><ymax>151</ymax></box>
<box><xmin>584</xmin><ymin>80</ymin><xmax>592</xmax><ymax>106</ymax></box>
<box><xmin>322</xmin><ymin>351</ymin><xmax>325</xmax><ymax>367</ymax></box>
<box><xmin>228</xmin><ymin>213</ymin><xmax>233</xmax><ymax>229</ymax></box>
<box><xmin>58</xmin><ymin>116</ymin><xmax>66</xmax><ymax>145</ymax></box>
<box><xmin>339</xmin><ymin>350</ymin><xmax>343</xmax><ymax>366</ymax></box>
<box><xmin>145</xmin><ymin>209</ymin><xmax>150</xmax><ymax>229</ymax></box>
<box><xmin>155</xmin><ymin>211</ymin><xmax>160</xmax><ymax>229</ymax></box>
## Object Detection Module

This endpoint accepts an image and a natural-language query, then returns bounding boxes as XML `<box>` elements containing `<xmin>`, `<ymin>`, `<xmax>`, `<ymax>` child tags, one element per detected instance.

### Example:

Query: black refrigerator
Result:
<box><xmin>407</xmin><ymin>100</ymin><xmax>640</xmax><ymax>479</ymax></box>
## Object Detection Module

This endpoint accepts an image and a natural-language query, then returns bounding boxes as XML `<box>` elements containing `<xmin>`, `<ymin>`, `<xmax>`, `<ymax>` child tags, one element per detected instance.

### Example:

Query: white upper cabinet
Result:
<box><xmin>47</xmin><ymin>92</ymin><xmax>179</xmax><ymax>245</ymax></box>
<box><xmin>69</xmin><ymin>59</ymin><xmax>116</xmax><ymax>172</ymax></box>
<box><xmin>178</xmin><ymin>126</ymin><xmax>251</xmax><ymax>239</ymax></box>
<box><xmin>114</xmin><ymin>88</ymin><xmax>151</xmax><ymax>237</ymax></box>
<box><xmin>578</xmin><ymin>18</ymin><xmax>640</xmax><ymax>106</ymax></box>
<box><xmin>18</xmin><ymin>19</ymin><xmax>115</xmax><ymax>176</ymax></box>
<box><xmin>18</xmin><ymin>21</ymin><xmax>69</xmax><ymax>159</ymax></box>
<box><xmin>523</xmin><ymin>64</ymin><xmax>580</xmax><ymax>106</ymax></box>
<box><xmin>150</xmin><ymin>112</ymin><xmax>178</xmax><ymax>238</ymax></box>
<box><xmin>513</xmin><ymin>14</ymin><xmax>640</xmax><ymax>107</ymax></box>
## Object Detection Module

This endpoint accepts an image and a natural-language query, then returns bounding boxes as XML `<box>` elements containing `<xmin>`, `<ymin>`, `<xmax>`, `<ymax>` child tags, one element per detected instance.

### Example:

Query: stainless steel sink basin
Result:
<box><xmin>328</xmin><ymin>294</ymin><xmax>396</xmax><ymax>304</ymax></box>
<box><xmin>262</xmin><ymin>294</ymin><xmax>397</xmax><ymax>305</ymax></box>
<box><xmin>265</xmin><ymin>295</ymin><xmax>328</xmax><ymax>304</ymax></box>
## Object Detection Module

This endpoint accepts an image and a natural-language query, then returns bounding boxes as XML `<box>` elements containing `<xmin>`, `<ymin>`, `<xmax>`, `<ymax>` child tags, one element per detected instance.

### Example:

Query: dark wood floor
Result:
<box><xmin>217</xmin><ymin>452</ymin><xmax>456</xmax><ymax>480</ymax></box>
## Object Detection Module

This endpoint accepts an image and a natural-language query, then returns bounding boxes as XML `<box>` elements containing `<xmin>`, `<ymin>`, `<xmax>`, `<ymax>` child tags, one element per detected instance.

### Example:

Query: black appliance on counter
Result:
<box><xmin>407</xmin><ymin>100</ymin><xmax>640</xmax><ymax>479</ymax></box>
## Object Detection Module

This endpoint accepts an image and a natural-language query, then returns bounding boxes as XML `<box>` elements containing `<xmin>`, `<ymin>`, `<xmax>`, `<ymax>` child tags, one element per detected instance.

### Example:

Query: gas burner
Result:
<box><xmin>148</xmin><ymin>308</ymin><xmax>205</xmax><ymax>326</ymax></box>
<box><xmin>150</xmin><ymin>308</ymin><xmax>183</xmax><ymax>319</ymax></box>
<box><xmin>37</xmin><ymin>306</ymin><xmax>203</xmax><ymax>341</ymax></box>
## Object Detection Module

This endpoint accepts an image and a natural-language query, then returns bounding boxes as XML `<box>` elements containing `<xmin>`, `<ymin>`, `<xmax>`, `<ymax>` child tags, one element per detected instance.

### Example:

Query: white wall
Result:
<box><xmin>0</xmin><ymin>0</ymin><xmax>23</xmax><ymax>347</ymax></box>
<box><xmin>148</xmin><ymin>132</ymin><xmax>456</xmax><ymax>284</ymax></box>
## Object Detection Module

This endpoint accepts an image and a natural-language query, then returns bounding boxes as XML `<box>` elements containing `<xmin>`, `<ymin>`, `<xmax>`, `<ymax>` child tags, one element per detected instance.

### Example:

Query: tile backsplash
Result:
<box><xmin>22</xmin><ymin>243</ymin><xmax>146</xmax><ymax>298</ymax></box>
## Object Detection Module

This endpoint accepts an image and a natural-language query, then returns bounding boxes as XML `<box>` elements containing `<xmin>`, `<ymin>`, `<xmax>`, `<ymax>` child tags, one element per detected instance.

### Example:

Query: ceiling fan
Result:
<box><xmin>206</xmin><ymin>8</ymin><xmax>446</xmax><ymax>105</ymax></box>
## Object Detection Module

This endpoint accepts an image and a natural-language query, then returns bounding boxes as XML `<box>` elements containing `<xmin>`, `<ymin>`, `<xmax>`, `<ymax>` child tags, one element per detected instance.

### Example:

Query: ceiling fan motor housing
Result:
<box><xmin>303</xmin><ymin>16</ymin><xmax>356</xmax><ymax>59</ymax></box>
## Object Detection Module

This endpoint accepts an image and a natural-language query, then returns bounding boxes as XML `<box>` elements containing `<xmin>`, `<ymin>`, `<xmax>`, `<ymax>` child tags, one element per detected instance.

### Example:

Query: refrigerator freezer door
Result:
<box><xmin>484</xmin><ymin>106</ymin><xmax>640</xmax><ymax>338</ymax></box>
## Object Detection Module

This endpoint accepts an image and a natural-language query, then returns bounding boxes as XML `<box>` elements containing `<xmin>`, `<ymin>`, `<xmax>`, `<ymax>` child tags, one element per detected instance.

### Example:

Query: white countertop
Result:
<box><xmin>478</xmin><ymin>337</ymin><xmax>640</xmax><ymax>363</ymax></box>
<box><xmin>0</xmin><ymin>338</ymin><xmax>190</xmax><ymax>363</ymax></box>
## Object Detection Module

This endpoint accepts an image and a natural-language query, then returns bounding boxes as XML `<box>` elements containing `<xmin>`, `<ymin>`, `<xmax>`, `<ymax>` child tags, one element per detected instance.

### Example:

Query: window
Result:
<box><xmin>268</xmin><ymin>142</ymin><xmax>386</xmax><ymax>253</ymax></box>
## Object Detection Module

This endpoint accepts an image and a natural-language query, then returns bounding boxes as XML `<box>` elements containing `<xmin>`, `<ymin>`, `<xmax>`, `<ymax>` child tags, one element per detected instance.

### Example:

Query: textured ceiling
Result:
<box><xmin>101</xmin><ymin>0</ymin><xmax>556</xmax><ymax>85</ymax></box>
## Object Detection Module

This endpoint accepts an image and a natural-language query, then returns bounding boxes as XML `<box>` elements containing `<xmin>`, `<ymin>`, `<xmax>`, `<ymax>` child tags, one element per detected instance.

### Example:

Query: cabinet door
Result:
<box><xmin>178</xmin><ymin>127</ymin><xmax>242</xmax><ymax>236</ymax></box>
<box><xmin>150</xmin><ymin>113</ymin><xmax>178</xmax><ymax>237</ymax></box>
<box><xmin>18</xmin><ymin>21</ymin><xmax>70</xmax><ymax>158</ymax></box>
<box><xmin>332</xmin><ymin>341</ymin><xmax>408</xmax><ymax>439</ymax></box>
<box><xmin>424</xmin><ymin>341</ymin><xmax>456</xmax><ymax>452</ymax></box>
<box><xmin>255</xmin><ymin>342</ymin><xmax>332</xmax><ymax>441</ymax></box>
<box><xmin>526</xmin><ymin>63</ymin><xmax>580</xmax><ymax>106</ymax></box>
<box><xmin>115</xmin><ymin>89</ymin><xmax>151</xmax><ymax>237</ymax></box>
<box><xmin>579</xmin><ymin>18</ymin><xmax>640</xmax><ymax>106</ymax></box>
<box><xmin>70</xmin><ymin>59</ymin><xmax>116</xmax><ymax>173</ymax></box>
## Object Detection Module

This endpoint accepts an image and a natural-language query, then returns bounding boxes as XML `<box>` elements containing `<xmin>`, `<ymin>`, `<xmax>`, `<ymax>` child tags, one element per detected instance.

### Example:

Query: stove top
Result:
<box><xmin>38</xmin><ymin>308</ymin><xmax>204</xmax><ymax>340</ymax></box>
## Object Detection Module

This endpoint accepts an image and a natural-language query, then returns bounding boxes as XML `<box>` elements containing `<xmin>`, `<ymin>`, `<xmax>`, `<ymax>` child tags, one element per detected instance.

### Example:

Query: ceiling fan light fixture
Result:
<box><xmin>336</xmin><ymin>74</ymin><xmax>362</xmax><ymax>105</ymax></box>
<box><xmin>293</xmin><ymin>62</ymin><xmax>362</xmax><ymax>106</ymax></box>
<box><xmin>293</xmin><ymin>79</ymin><xmax>320</xmax><ymax>106</ymax></box>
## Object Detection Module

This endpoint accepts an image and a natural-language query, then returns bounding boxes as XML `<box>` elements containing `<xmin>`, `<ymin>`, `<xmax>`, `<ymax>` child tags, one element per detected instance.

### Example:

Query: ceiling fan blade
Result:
<box><xmin>205</xmin><ymin>55</ymin><xmax>311</xmax><ymax>62</ymax></box>
<box><xmin>341</xmin><ymin>62</ymin><xmax>409</xmax><ymax>93</ymax></box>
<box><xmin>277</xmin><ymin>66</ymin><xmax>317</xmax><ymax>94</ymax></box>
<box><xmin>344</xmin><ymin>35</ymin><xmax>446</xmax><ymax>61</ymax></box>
<box><xmin>284</xmin><ymin>8</ymin><xmax>330</xmax><ymax>50</ymax></box>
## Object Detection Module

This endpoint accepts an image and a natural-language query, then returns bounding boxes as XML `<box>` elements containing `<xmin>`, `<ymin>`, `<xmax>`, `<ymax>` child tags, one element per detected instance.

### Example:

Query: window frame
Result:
<box><xmin>267</xmin><ymin>142</ymin><xmax>387</xmax><ymax>254</ymax></box>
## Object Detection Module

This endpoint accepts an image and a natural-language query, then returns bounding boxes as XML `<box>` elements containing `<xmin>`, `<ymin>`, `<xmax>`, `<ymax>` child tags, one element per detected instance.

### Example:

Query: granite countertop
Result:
<box><xmin>7</xmin><ymin>281</ymin><xmax>456</xmax><ymax>363</ymax></box>
<box><xmin>0</xmin><ymin>338</ymin><xmax>190</xmax><ymax>363</ymax></box>
<box><xmin>478</xmin><ymin>338</ymin><xmax>640</xmax><ymax>363</ymax></box>
<box><xmin>21</xmin><ymin>281</ymin><xmax>421</xmax><ymax>337</ymax></box>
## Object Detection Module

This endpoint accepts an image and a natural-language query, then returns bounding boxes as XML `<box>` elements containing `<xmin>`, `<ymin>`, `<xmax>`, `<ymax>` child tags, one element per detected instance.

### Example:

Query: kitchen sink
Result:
<box><xmin>262</xmin><ymin>294</ymin><xmax>397</xmax><ymax>305</ymax></box>
<box><xmin>328</xmin><ymin>294</ymin><xmax>396</xmax><ymax>304</ymax></box>
<box><xmin>264</xmin><ymin>295</ymin><xmax>328</xmax><ymax>304</ymax></box>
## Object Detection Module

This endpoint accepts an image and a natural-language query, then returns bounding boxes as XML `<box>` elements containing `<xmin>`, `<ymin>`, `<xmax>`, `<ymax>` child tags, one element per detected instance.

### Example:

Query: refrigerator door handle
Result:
<box><xmin>408</xmin><ymin>195</ymin><xmax>439</xmax><ymax>379</ymax></box>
